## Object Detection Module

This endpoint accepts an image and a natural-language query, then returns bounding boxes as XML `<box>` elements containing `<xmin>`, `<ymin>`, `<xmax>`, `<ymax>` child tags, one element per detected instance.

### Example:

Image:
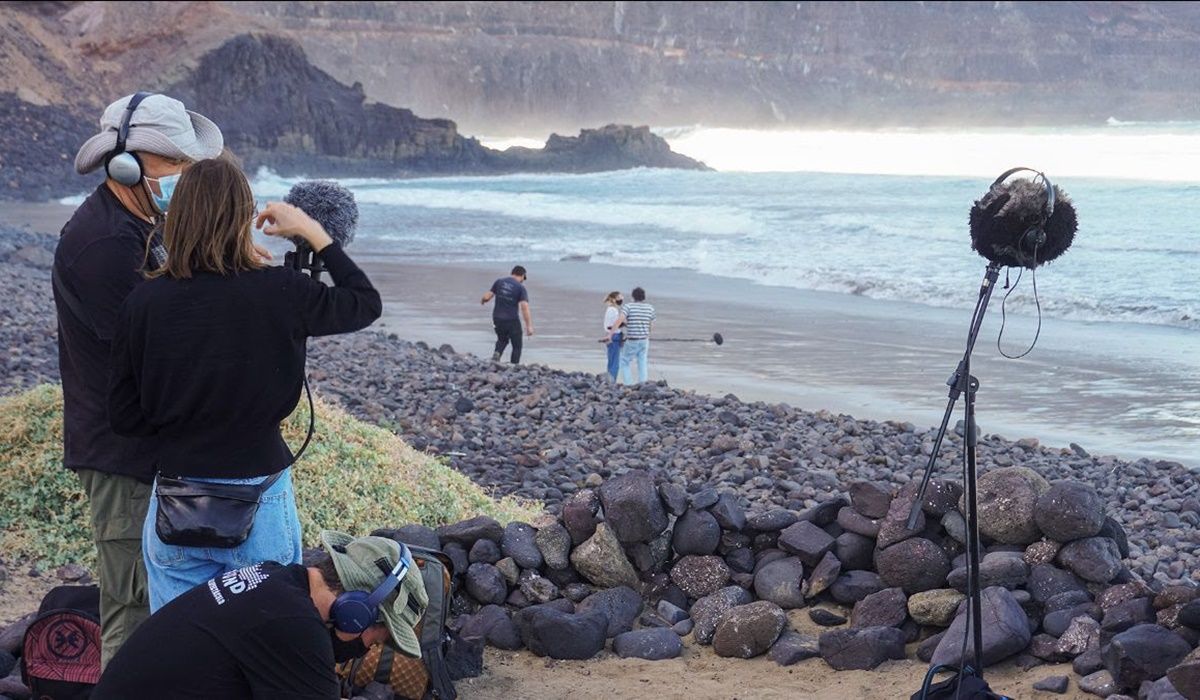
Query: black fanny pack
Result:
<box><xmin>154</xmin><ymin>471</ymin><xmax>283</xmax><ymax>549</ymax></box>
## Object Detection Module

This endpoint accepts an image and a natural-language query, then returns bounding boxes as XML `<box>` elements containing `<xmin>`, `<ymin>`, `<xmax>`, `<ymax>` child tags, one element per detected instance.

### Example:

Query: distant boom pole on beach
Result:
<box><xmin>600</xmin><ymin>333</ymin><xmax>724</xmax><ymax>345</ymax></box>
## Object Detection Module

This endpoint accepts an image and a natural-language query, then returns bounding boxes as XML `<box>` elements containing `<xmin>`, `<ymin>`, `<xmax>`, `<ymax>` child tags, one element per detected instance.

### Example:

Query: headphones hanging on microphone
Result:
<box><xmin>988</xmin><ymin>166</ymin><xmax>1056</xmax><ymax>250</ymax></box>
<box><xmin>329</xmin><ymin>542</ymin><xmax>412</xmax><ymax>635</ymax></box>
<box><xmin>104</xmin><ymin>91</ymin><xmax>154</xmax><ymax>187</ymax></box>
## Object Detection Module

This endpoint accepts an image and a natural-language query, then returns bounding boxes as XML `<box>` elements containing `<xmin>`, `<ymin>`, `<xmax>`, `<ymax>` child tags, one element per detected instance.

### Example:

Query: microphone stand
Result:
<box><xmin>284</xmin><ymin>240</ymin><xmax>326</xmax><ymax>283</ymax></box>
<box><xmin>907</xmin><ymin>261</ymin><xmax>1001</xmax><ymax>684</ymax></box>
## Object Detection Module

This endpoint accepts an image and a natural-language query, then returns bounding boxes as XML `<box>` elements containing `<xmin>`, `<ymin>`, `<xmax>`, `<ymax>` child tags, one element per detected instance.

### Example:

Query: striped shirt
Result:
<box><xmin>620</xmin><ymin>302</ymin><xmax>656</xmax><ymax>339</ymax></box>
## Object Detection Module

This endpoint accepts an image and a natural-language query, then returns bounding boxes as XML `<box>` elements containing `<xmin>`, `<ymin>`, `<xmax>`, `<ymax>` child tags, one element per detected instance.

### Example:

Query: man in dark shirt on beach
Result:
<box><xmin>93</xmin><ymin>531</ymin><xmax>428</xmax><ymax>700</ymax></box>
<box><xmin>481</xmin><ymin>265</ymin><xmax>534</xmax><ymax>364</ymax></box>
<box><xmin>52</xmin><ymin>92</ymin><xmax>224</xmax><ymax>665</ymax></box>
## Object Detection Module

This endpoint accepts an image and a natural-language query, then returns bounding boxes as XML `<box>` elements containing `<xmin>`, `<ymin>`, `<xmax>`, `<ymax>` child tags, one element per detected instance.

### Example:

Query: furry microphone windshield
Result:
<box><xmin>969</xmin><ymin>176</ymin><xmax>1077</xmax><ymax>269</ymax></box>
<box><xmin>283</xmin><ymin>180</ymin><xmax>359</xmax><ymax>247</ymax></box>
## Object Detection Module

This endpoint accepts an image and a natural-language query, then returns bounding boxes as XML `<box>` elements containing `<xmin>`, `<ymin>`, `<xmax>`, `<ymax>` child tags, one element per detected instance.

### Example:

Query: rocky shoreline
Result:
<box><xmin>1</xmin><ymin>225</ymin><xmax>1199</xmax><ymax>696</ymax></box>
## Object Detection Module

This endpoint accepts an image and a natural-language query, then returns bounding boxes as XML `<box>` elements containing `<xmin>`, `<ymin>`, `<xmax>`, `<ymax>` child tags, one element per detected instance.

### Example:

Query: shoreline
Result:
<box><xmin>357</xmin><ymin>254</ymin><xmax>1198</xmax><ymax>467</ymax></box>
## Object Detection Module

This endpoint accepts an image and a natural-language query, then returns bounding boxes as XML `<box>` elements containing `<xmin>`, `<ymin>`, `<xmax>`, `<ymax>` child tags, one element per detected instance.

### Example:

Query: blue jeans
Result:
<box><xmin>143</xmin><ymin>468</ymin><xmax>302</xmax><ymax>612</ymax></box>
<box><xmin>620</xmin><ymin>338</ymin><xmax>650</xmax><ymax>384</ymax></box>
<box><xmin>606</xmin><ymin>332</ymin><xmax>623</xmax><ymax>380</ymax></box>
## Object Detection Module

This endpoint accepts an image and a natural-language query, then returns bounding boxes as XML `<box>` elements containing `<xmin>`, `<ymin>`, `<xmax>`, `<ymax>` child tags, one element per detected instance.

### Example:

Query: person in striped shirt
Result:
<box><xmin>612</xmin><ymin>286</ymin><xmax>656</xmax><ymax>384</ymax></box>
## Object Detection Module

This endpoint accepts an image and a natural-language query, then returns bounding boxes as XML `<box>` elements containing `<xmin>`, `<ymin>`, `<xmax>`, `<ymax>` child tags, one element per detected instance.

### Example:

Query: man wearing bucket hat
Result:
<box><xmin>94</xmin><ymin>531</ymin><xmax>428</xmax><ymax>698</ymax></box>
<box><xmin>53</xmin><ymin>92</ymin><xmax>224</xmax><ymax>665</ymax></box>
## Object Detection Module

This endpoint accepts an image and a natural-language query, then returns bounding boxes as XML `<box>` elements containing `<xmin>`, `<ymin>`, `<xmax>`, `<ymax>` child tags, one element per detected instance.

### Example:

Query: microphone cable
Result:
<box><xmin>995</xmin><ymin>239</ymin><xmax>1044</xmax><ymax>360</ymax></box>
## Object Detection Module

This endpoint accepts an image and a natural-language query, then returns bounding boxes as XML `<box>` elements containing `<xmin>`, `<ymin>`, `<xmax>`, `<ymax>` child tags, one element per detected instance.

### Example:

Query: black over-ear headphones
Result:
<box><xmin>329</xmin><ymin>542</ymin><xmax>412</xmax><ymax>634</ymax></box>
<box><xmin>988</xmin><ymin>166</ymin><xmax>1056</xmax><ymax>249</ymax></box>
<box><xmin>104</xmin><ymin>92</ymin><xmax>154</xmax><ymax>187</ymax></box>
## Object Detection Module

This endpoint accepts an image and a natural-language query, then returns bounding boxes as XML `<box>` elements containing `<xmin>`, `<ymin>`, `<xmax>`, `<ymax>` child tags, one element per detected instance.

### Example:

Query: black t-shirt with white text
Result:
<box><xmin>94</xmin><ymin>562</ymin><xmax>339</xmax><ymax>699</ymax></box>
<box><xmin>490</xmin><ymin>276</ymin><xmax>528</xmax><ymax>322</ymax></box>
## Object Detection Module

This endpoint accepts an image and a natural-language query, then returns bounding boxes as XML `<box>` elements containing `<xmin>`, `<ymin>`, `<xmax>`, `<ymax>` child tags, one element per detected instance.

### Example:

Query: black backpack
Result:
<box><xmin>22</xmin><ymin>585</ymin><xmax>102</xmax><ymax>699</ymax></box>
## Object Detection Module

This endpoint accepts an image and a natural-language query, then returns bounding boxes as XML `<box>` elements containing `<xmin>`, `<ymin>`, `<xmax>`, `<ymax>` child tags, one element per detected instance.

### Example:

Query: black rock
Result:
<box><xmin>577</xmin><ymin>586</ymin><xmax>643</xmax><ymax>638</ymax></box>
<box><xmin>1101</xmin><ymin>597</ymin><xmax>1156</xmax><ymax>640</ymax></box>
<box><xmin>837</xmin><ymin>506</ymin><xmax>881</xmax><ymax>538</ymax></box>
<box><xmin>1098</xmin><ymin>517</ymin><xmax>1130</xmax><ymax>559</ymax></box>
<box><xmin>875</xmin><ymin>495</ymin><xmax>923</xmax><ymax>549</ymax></box>
<box><xmin>613</xmin><ymin>628</ymin><xmax>683</xmax><ymax>660</ymax></box>
<box><xmin>371</xmin><ymin>524</ymin><xmax>440</xmax><ymax>551</ymax></box>
<box><xmin>658</xmin><ymin>483</ymin><xmax>688</xmax><ymax>516</ymax></box>
<box><xmin>1028</xmin><ymin>564</ymin><xmax>1088</xmax><ymax>605</ymax></box>
<box><xmin>1034</xmin><ymin>481</ymin><xmax>1105</xmax><ymax>542</ymax></box>
<box><xmin>670</xmin><ymin>555</ymin><xmax>732</xmax><ymax>599</ymax></box>
<box><xmin>690</xmin><ymin>586</ymin><xmax>755</xmax><ymax>645</ymax></box>
<box><xmin>947</xmin><ymin>552</ymin><xmax>1029</xmax><ymax>591</ymax></box>
<box><xmin>803</xmin><ymin>550</ymin><xmax>842</xmax><ymax>599</ymax></box>
<box><xmin>875</xmin><ymin>538</ymin><xmax>951</xmax><ymax>594</ymax></box>
<box><xmin>691</xmin><ymin>489</ymin><xmax>720</xmax><ymax>509</ymax></box>
<box><xmin>563</xmin><ymin>582</ymin><xmax>593</xmax><ymax>603</ymax></box>
<box><xmin>818</xmin><ymin>626</ymin><xmax>907</xmax><ymax>670</ymax></box>
<box><xmin>1072</xmin><ymin>646</ymin><xmax>1104</xmax><ymax>676</ymax></box>
<box><xmin>459</xmin><ymin>604</ymin><xmax>523</xmax><ymax>650</ymax></box>
<box><xmin>469</xmin><ymin>538</ymin><xmax>502</xmax><ymax>565</ymax></box>
<box><xmin>851</xmin><ymin>587</ymin><xmax>908</xmax><ymax>629</ymax></box>
<box><xmin>656</xmin><ymin>599</ymin><xmax>689</xmax><ymax>625</ymax></box>
<box><xmin>1178</xmin><ymin>599</ymin><xmax>1200</xmax><ymax>628</ymax></box>
<box><xmin>1056</xmin><ymin>537</ymin><xmax>1121</xmax><ymax>584</ymax></box>
<box><xmin>777</xmin><ymin>520</ymin><xmax>835</xmax><ymax>567</ymax></box>
<box><xmin>849</xmin><ymin>481</ymin><xmax>893</xmax><ymax>519</ymax></box>
<box><xmin>748</xmin><ymin>509</ymin><xmax>799</xmax><ymax>532</ymax></box>
<box><xmin>501</xmin><ymin>522</ymin><xmax>544</xmax><ymax>570</ymax></box>
<box><xmin>1044</xmin><ymin>589</ymin><xmax>1093</xmax><ymax>613</ymax></box>
<box><xmin>931</xmin><ymin>586</ymin><xmax>1032</xmax><ymax>668</ymax></box>
<box><xmin>1103</xmin><ymin>624</ymin><xmax>1191</xmax><ymax>691</ymax></box>
<box><xmin>437</xmin><ymin>516</ymin><xmax>504</xmax><ymax>546</ymax></box>
<box><xmin>1043</xmin><ymin>605</ymin><xmax>1097</xmax><ymax>637</ymax></box>
<box><xmin>535</xmin><ymin>522</ymin><xmax>572</xmax><ymax>570</ymax></box>
<box><xmin>454</xmin><ymin>396</ymin><xmax>474</xmax><ymax>414</ymax></box>
<box><xmin>600</xmin><ymin>470</ymin><xmax>669</xmax><ymax>543</ymax></box>
<box><xmin>561</xmin><ymin>490</ymin><xmax>601</xmax><ymax>545</ymax></box>
<box><xmin>799</xmin><ymin>498</ymin><xmax>847</xmax><ymax>527</ymax></box>
<box><xmin>831</xmin><ymin>571</ymin><xmax>887</xmax><ymax>605</ymax></box>
<box><xmin>711</xmin><ymin>492</ymin><xmax>748</xmax><ymax>532</ymax></box>
<box><xmin>465</xmin><ymin>562</ymin><xmax>508</xmax><ymax>605</ymax></box>
<box><xmin>725</xmin><ymin>547</ymin><xmax>756</xmax><ymax>574</ymax></box>
<box><xmin>769</xmin><ymin>631</ymin><xmax>820</xmax><ymax>666</ymax></box>
<box><xmin>834</xmin><ymin>532</ymin><xmax>874</xmax><ymax>572</ymax></box>
<box><xmin>672</xmin><ymin>508</ymin><xmax>722</xmax><ymax>556</ymax></box>
<box><xmin>1149</xmin><ymin>675</ymin><xmax>1190</xmax><ymax>700</ymax></box>
<box><xmin>809</xmin><ymin>608</ymin><xmax>847</xmax><ymax>627</ymax></box>
<box><xmin>920</xmin><ymin>480</ymin><xmax>964</xmax><ymax>517</ymax></box>
<box><xmin>445</xmin><ymin>632</ymin><xmax>485</xmax><ymax>681</ymax></box>
<box><xmin>520</xmin><ymin>607</ymin><xmax>609</xmax><ymax>660</ymax></box>
<box><xmin>712</xmin><ymin>600</ymin><xmax>787</xmax><ymax>659</ymax></box>
<box><xmin>1032</xmin><ymin>675</ymin><xmax>1069</xmax><ymax>694</ymax></box>
<box><xmin>753</xmin><ymin>556</ymin><xmax>806</xmax><ymax>609</ymax></box>
<box><xmin>443</xmin><ymin>542</ymin><xmax>469</xmax><ymax>577</ymax></box>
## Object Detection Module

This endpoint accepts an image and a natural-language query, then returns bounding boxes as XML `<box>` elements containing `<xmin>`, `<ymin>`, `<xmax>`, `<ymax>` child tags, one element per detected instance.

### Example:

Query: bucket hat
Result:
<box><xmin>74</xmin><ymin>93</ymin><xmax>224</xmax><ymax>175</ymax></box>
<box><xmin>321</xmin><ymin>530</ymin><xmax>429</xmax><ymax>658</ymax></box>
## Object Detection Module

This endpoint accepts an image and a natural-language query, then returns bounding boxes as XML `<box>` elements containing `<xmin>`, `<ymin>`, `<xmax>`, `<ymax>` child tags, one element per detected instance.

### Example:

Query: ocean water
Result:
<box><xmin>251</xmin><ymin>126</ymin><xmax>1200</xmax><ymax>331</ymax></box>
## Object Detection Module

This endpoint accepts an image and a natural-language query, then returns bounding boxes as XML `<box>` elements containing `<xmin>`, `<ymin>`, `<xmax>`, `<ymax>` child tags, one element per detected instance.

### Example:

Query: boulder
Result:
<box><xmin>947</xmin><ymin>552</ymin><xmax>1029</xmax><ymax>591</ymax></box>
<box><xmin>876</xmin><ymin>494</ymin><xmax>924</xmax><ymax>549</ymax></box>
<box><xmin>1103</xmin><ymin>624</ymin><xmax>1191</xmax><ymax>691</ymax></box>
<box><xmin>837</xmin><ymin>507</ymin><xmax>881</xmax><ymax>538</ymax></box>
<box><xmin>437</xmin><ymin>516</ymin><xmax>504</xmax><ymax>546</ymax></box>
<box><xmin>819</xmin><ymin>626</ymin><xmax>907</xmax><ymax>670</ymax></box>
<box><xmin>1077</xmin><ymin>670</ymin><xmax>1118</xmax><ymax>697</ymax></box>
<box><xmin>1054</xmin><ymin>615</ymin><xmax>1100</xmax><ymax>657</ymax></box>
<box><xmin>908</xmin><ymin>589</ymin><xmax>966</xmax><ymax>627</ymax></box>
<box><xmin>834</xmin><ymin>532</ymin><xmax>874</xmax><ymax>572</ymax></box>
<box><xmin>1166</xmin><ymin>648</ymin><xmax>1200</xmax><ymax>700</ymax></box>
<box><xmin>777</xmin><ymin>521</ymin><xmax>835</xmax><ymax>567</ymax></box>
<box><xmin>803</xmin><ymin>551</ymin><xmax>842</xmax><ymax>599</ymax></box>
<box><xmin>849</xmin><ymin>481</ymin><xmax>893</xmax><ymax>519</ymax></box>
<box><xmin>875</xmin><ymin>538</ymin><xmax>951</xmax><ymax>594</ymax></box>
<box><xmin>710</xmin><ymin>493</ymin><xmax>748</xmax><ymax>532</ymax></box>
<box><xmin>712</xmin><ymin>601</ymin><xmax>787</xmax><ymax>659</ymax></box>
<box><xmin>561</xmin><ymin>490</ymin><xmax>600</xmax><ymax>545</ymax></box>
<box><xmin>1056</xmin><ymin>537</ymin><xmax>1122</xmax><ymax>583</ymax></box>
<box><xmin>570</xmin><ymin>522</ymin><xmax>639</xmax><ymax>589</ymax></box>
<box><xmin>1024</xmin><ymin>539</ymin><xmax>1062</xmax><ymax>566</ymax></box>
<box><xmin>465</xmin><ymin>563</ymin><xmax>507</xmax><ymax>605</ymax></box>
<box><xmin>535</xmin><ymin>522</ymin><xmax>572</xmax><ymax>570</ymax></box>
<box><xmin>851</xmin><ymin>587</ymin><xmax>908</xmax><ymax>629</ymax></box>
<box><xmin>1102</xmin><ymin>597</ymin><xmax>1157</xmax><ymax>639</ymax></box>
<box><xmin>599</xmin><ymin>470</ymin><xmax>668</xmax><ymax>543</ymax></box>
<box><xmin>520</xmin><ymin>607</ymin><xmax>608</xmax><ymax>660</ymax></box>
<box><xmin>769</xmin><ymin>631</ymin><xmax>820</xmax><ymax>666</ymax></box>
<box><xmin>469</xmin><ymin>538</ymin><xmax>502</xmax><ymax>564</ymax></box>
<box><xmin>519</xmin><ymin>573</ymin><xmax>560</xmax><ymax>604</ymax></box>
<box><xmin>373</xmin><ymin>524</ymin><xmax>440</xmax><ymax>550</ymax></box>
<box><xmin>1147</xmin><ymin>676</ymin><xmax>1190</xmax><ymax>700</ymax></box>
<box><xmin>966</xmin><ymin>467</ymin><xmax>1049</xmax><ymax>545</ymax></box>
<box><xmin>672</xmin><ymin>508</ymin><xmax>722</xmax><ymax>556</ymax></box>
<box><xmin>459</xmin><ymin>604</ymin><xmax>522</xmax><ymax>650</ymax></box>
<box><xmin>613</xmin><ymin>628</ymin><xmax>683</xmax><ymax>660</ymax></box>
<box><xmin>1032</xmin><ymin>676</ymin><xmax>1070</xmax><ymax>694</ymax></box>
<box><xmin>658</xmin><ymin>483</ymin><xmax>688</xmax><ymax>516</ymax></box>
<box><xmin>831</xmin><ymin>571</ymin><xmax>887</xmax><ymax>605</ymax></box>
<box><xmin>690</xmin><ymin>586</ymin><xmax>755</xmax><ymax>645</ymax></box>
<box><xmin>753</xmin><ymin>556</ymin><xmax>806</xmax><ymax>609</ymax></box>
<box><xmin>671</xmin><ymin>555</ymin><xmax>732</xmax><ymax>599</ymax></box>
<box><xmin>931</xmin><ymin>586</ymin><xmax>1032</xmax><ymax>668</ymax></box>
<box><xmin>577</xmin><ymin>586</ymin><xmax>643</xmax><ymax>638</ymax></box>
<box><xmin>1034</xmin><ymin>481</ymin><xmax>1105</xmax><ymax>542</ymax></box>
<box><xmin>809</xmin><ymin>608</ymin><xmax>847</xmax><ymax>626</ymax></box>
<box><xmin>1028</xmin><ymin>564</ymin><xmax>1088</xmax><ymax>605</ymax></box>
<box><xmin>1178</xmin><ymin>599</ymin><xmax>1200</xmax><ymax>628</ymax></box>
<box><xmin>748</xmin><ymin>509</ymin><xmax>799</xmax><ymax>532</ymax></box>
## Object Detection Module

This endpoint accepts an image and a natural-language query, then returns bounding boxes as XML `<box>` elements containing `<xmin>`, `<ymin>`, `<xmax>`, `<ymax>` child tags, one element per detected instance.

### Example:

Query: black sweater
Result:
<box><xmin>108</xmin><ymin>243</ymin><xmax>382</xmax><ymax>478</ymax></box>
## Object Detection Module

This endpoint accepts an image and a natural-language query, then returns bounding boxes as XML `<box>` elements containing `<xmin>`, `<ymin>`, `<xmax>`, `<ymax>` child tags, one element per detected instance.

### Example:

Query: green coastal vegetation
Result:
<box><xmin>0</xmin><ymin>384</ymin><xmax>539</xmax><ymax>568</ymax></box>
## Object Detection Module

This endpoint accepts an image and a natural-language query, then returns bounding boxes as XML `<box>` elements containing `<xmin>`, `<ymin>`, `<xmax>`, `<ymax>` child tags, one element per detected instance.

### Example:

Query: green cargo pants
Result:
<box><xmin>77</xmin><ymin>469</ymin><xmax>151</xmax><ymax>669</ymax></box>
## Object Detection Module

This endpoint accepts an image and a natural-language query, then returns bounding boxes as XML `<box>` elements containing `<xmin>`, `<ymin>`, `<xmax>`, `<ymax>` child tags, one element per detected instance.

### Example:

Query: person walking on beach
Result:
<box><xmin>53</xmin><ymin>92</ymin><xmax>224</xmax><ymax>665</ymax></box>
<box><xmin>602</xmin><ymin>291</ymin><xmax>624</xmax><ymax>380</ymax></box>
<box><xmin>107</xmin><ymin>158</ymin><xmax>382</xmax><ymax>611</ymax></box>
<box><xmin>481</xmin><ymin>265</ymin><xmax>533</xmax><ymax>364</ymax></box>
<box><xmin>614</xmin><ymin>287</ymin><xmax>656</xmax><ymax>384</ymax></box>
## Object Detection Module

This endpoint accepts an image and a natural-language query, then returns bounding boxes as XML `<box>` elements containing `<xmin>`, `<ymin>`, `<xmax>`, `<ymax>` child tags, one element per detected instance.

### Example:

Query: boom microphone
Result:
<box><xmin>282</xmin><ymin>180</ymin><xmax>359</xmax><ymax>279</ymax></box>
<box><xmin>969</xmin><ymin>168</ymin><xmax>1077</xmax><ymax>269</ymax></box>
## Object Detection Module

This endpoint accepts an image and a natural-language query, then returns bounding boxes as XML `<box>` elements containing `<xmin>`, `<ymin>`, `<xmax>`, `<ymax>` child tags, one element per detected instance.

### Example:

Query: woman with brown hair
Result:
<box><xmin>602</xmin><ymin>290</ymin><xmax>624</xmax><ymax>381</ymax></box>
<box><xmin>108</xmin><ymin>158</ymin><xmax>382</xmax><ymax>610</ymax></box>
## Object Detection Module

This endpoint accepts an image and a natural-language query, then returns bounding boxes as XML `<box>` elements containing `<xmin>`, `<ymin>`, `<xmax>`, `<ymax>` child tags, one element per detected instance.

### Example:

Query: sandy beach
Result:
<box><xmin>359</xmin><ymin>255</ymin><xmax>1199</xmax><ymax>467</ymax></box>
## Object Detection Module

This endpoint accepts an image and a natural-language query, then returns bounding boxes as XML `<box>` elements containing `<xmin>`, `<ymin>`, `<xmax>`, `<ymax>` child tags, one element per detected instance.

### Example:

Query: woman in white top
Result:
<box><xmin>602</xmin><ymin>291</ymin><xmax>624</xmax><ymax>381</ymax></box>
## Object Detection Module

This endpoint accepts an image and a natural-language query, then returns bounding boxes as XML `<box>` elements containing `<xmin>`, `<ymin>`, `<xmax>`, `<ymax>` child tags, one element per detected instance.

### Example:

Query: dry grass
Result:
<box><xmin>0</xmin><ymin>384</ymin><xmax>540</xmax><ymax>567</ymax></box>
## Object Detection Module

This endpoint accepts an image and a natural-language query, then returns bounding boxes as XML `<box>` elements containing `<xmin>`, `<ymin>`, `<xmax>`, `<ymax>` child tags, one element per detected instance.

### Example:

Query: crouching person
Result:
<box><xmin>107</xmin><ymin>158</ymin><xmax>382</xmax><ymax>610</ymax></box>
<box><xmin>94</xmin><ymin>531</ymin><xmax>428</xmax><ymax>698</ymax></box>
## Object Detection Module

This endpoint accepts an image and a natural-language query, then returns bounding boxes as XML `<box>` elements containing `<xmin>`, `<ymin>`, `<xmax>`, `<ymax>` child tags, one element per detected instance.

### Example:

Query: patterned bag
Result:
<box><xmin>338</xmin><ymin>545</ymin><xmax>456</xmax><ymax>700</ymax></box>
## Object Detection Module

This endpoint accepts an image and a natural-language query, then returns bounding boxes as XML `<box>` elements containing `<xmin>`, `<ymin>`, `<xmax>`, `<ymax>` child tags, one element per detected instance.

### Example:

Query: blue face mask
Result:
<box><xmin>145</xmin><ymin>173</ymin><xmax>180</xmax><ymax>214</ymax></box>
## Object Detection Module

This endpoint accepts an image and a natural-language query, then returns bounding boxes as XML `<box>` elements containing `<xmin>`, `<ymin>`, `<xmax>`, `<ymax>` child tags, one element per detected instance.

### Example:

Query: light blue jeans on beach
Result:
<box><xmin>142</xmin><ymin>467</ymin><xmax>302</xmax><ymax>611</ymax></box>
<box><xmin>606</xmin><ymin>331</ymin><xmax>623</xmax><ymax>380</ymax></box>
<box><xmin>620</xmin><ymin>338</ymin><xmax>650</xmax><ymax>384</ymax></box>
